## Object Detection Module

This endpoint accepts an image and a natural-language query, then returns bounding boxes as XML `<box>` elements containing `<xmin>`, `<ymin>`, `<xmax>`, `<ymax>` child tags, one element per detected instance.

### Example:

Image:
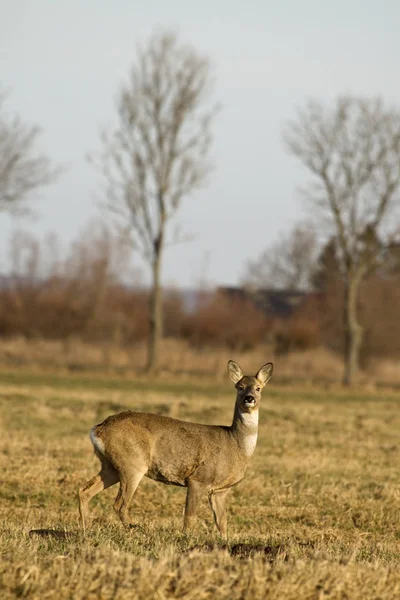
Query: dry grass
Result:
<box><xmin>2</xmin><ymin>336</ymin><xmax>400</xmax><ymax>387</ymax></box>
<box><xmin>1</xmin><ymin>366</ymin><xmax>400</xmax><ymax>598</ymax></box>
<box><xmin>0</xmin><ymin>336</ymin><xmax>246</xmax><ymax>378</ymax></box>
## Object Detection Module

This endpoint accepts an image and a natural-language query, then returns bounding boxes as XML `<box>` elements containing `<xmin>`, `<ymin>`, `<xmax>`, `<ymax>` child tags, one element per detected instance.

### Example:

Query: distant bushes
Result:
<box><xmin>0</xmin><ymin>279</ymin><xmax>269</xmax><ymax>351</ymax></box>
<box><xmin>0</xmin><ymin>226</ymin><xmax>148</xmax><ymax>343</ymax></box>
<box><xmin>0</xmin><ymin>228</ymin><xmax>270</xmax><ymax>350</ymax></box>
<box><xmin>181</xmin><ymin>290</ymin><xmax>268</xmax><ymax>351</ymax></box>
<box><xmin>2</xmin><ymin>227</ymin><xmax>400</xmax><ymax>359</ymax></box>
<box><xmin>273</xmin><ymin>317</ymin><xmax>320</xmax><ymax>356</ymax></box>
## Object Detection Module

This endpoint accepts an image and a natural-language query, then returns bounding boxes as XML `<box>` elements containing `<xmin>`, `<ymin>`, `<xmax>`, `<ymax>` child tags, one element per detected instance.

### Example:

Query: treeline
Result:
<box><xmin>0</xmin><ymin>227</ymin><xmax>267</xmax><ymax>351</ymax></box>
<box><xmin>1</xmin><ymin>227</ymin><xmax>400</xmax><ymax>361</ymax></box>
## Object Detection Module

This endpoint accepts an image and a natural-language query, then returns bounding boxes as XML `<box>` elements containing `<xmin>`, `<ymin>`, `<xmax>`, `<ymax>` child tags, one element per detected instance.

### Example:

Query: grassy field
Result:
<box><xmin>1</xmin><ymin>367</ymin><xmax>400</xmax><ymax>599</ymax></box>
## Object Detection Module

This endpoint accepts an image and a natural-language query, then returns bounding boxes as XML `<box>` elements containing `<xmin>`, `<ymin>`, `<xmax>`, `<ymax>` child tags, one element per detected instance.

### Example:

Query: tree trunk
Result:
<box><xmin>146</xmin><ymin>248</ymin><xmax>163</xmax><ymax>372</ymax></box>
<box><xmin>343</xmin><ymin>271</ymin><xmax>364</xmax><ymax>386</ymax></box>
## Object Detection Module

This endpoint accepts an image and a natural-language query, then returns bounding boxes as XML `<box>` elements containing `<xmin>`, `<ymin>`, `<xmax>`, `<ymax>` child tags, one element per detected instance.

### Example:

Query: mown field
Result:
<box><xmin>1</xmin><ymin>367</ymin><xmax>400</xmax><ymax>599</ymax></box>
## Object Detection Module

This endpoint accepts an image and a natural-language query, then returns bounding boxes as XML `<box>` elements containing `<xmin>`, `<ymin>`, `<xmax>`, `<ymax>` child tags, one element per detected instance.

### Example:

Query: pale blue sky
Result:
<box><xmin>1</xmin><ymin>0</ymin><xmax>399</xmax><ymax>286</ymax></box>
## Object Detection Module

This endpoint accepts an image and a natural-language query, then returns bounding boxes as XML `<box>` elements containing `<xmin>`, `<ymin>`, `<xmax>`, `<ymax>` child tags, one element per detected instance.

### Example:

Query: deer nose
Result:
<box><xmin>245</xmin><ymin>395</ymin><xmax>255</xmax><ymax>403</ymax></box>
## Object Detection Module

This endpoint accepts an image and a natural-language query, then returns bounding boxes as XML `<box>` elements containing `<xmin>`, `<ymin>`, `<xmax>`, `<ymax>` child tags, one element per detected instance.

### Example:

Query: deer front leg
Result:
<box><xmin>209</xmin><ymin>489</ymin><xmax>230</xmax><ymax>539</ymax></box>
<box><xmin>183</xmin><ymin>480</ymin><xmax>206</xmax><ymax>534</ymax></box>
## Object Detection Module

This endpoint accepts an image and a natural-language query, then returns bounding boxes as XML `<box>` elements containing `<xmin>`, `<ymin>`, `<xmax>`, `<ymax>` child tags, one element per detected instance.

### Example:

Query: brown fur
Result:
<box><xmin>78</xmin><ymin>360</ymin><xmax>273</xmax><ymax>538</ymax></box>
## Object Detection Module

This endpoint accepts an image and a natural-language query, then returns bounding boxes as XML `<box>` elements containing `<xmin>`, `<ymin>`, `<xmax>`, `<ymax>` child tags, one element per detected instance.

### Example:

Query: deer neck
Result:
<box><xmin>230</xmin><ymin>403</ymin><xmax>259</xmax><ymax>458</ymax></box>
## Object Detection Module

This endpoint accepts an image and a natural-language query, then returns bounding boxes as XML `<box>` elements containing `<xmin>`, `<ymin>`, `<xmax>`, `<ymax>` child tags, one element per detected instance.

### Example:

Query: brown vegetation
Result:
<box><xmin>182</xmin><ymin>290</ymin><xmax>268</xmax><ymax>351</ymax></box>
<box><xmin>2</xmin><ymin>225</ymin><xmax>400</xmax><ymax>386</ymax></box>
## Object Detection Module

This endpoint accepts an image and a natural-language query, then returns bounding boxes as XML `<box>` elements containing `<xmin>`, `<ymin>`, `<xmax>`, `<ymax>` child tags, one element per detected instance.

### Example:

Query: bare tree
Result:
<box><xmin>0</xmin><ymin>87</ymin><xmax>59</xmax><ymax>215</ymax></box>
<box><xmin>284</xmin><ymin>96</ymin><xmax>400</xmax><ymax>385</ymax></box>
<box><xmin>91</xmin><ymin>30</ymin><xmax>218</xmax><ymax>371</ymax></box>
<box><xmin>243</xmin><ymin>221</ymin><xmax>318</xmax><ymax>291</ymax></box>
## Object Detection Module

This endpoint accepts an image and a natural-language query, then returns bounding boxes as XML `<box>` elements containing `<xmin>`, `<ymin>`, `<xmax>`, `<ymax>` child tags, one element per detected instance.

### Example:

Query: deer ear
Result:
<box><xmin>227</xmin><ymin>360</ymin><xmax>243</xmax><ymax>384</ymax></box>
<box><xmin>256</xmin><ymin>363</ymin><xmax>273</xmax><ymax>386</ymax></box>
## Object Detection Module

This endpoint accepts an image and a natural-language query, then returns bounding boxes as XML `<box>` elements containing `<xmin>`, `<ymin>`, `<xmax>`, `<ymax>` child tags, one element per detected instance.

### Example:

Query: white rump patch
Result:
<box><xmin>90</xmin><ymin>427</ymin><xmax>105</xmax><ymax>455</ymax></box>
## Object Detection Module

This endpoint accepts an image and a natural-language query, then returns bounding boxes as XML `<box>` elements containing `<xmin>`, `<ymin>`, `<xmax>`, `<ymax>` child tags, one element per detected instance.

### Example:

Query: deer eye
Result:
<box><xmin>256</xmin><ymin>387</ymin><xmax>260</xmax><ymax>392</ymax></box>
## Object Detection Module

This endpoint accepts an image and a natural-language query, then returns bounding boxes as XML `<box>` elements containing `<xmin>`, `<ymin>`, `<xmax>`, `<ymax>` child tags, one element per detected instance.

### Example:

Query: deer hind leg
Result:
<box><xmin>209</xmin><ymin>489</ymin><xmax>230</xmax><ymax>539</ymax></box>
<box><xmin>78</xmin><ymin>460</ymin><xmax>119</xmax><ymax>531</ymax></box>
<box><xmin>116</xmin><ymin>469</ymin><xmax>146</xmax><ymax>528</ymax></box>
<box><xmin>183</xmin><ymin>480</ymin><xmax>207</xmax><ymax>534</ymax></box>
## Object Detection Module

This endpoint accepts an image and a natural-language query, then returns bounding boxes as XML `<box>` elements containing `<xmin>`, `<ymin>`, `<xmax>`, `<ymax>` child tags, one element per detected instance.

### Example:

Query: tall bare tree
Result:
<box><xmin>92</xmin><ymin>31</ymin><xmax>218</xmax><ymax>371</ymax></box>
<box><xmin>243</xmin><ymin>221</ymin><xmax>318</xmax><ymax>291</ymax></box>
<box><xmin>284</xmin><ymin>96</ymin><xmax>400</xmax><ymax>385</ymax></box>
<box><xmin>0</xmin><ymin>87</ymin><xmax>59</xmax><ymax>216</ymax></box>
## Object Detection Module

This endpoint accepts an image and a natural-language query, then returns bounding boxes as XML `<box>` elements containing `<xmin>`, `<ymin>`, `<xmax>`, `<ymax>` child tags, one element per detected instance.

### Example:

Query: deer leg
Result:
<box><xmin>78</xmin><ymin>462</ymin><xmax>119</xmax><ymax>531</ymax></box>
<box><xmin>183</xmin><ymin>480</ymin><xmax>206</xmax><ymax>534</ymax></box>
<box><xmin>209</xmin><ymin>489</ymin><xmax>230</xmax><ymax>539</ymax></box>
<box><xmin>113</xmin><ymin>485</ymin><xmax>123</xmax><ymax>514</ymax></box>
<box><xmin>117</xmin><ymin>470</ymin><xmax>146</xmax><ymax>527</ymax></box>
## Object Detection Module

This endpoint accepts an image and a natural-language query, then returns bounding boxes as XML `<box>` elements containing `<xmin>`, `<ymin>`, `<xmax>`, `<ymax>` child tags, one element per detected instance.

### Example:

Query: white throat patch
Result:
<box><xmin>240</xmin><ymin>410</ymin><xmax>259</xmax><ymax>457</ymax></box>
<box><xmin>243</xmin><ymin>432</ymin><xmax>258</xmax><ymax>456</ymax></box>
<box><xmin>240</xmin><ymin>410</ymin><xmax>259</xmax><ymax>427</ymax></box>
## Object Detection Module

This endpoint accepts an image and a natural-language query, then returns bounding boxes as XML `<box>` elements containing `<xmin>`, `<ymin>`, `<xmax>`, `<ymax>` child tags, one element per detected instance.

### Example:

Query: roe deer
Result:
<box><xmin>78</xmin><ymin>360</ymin><xmax>273</xmax><ymax>538</ymax></box>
